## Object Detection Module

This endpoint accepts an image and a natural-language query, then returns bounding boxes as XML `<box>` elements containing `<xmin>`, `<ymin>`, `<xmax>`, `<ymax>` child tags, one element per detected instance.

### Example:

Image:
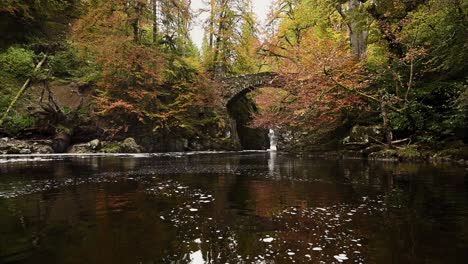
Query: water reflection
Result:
<box><xmin>267</xmin><ymin>151</ymin><xmax>278</xmax><ymax>178</ymax></box>
<box><xmin>0</xmin><ymin>153</ymin><xmax>467</xmax><ymax>263</ymax></box>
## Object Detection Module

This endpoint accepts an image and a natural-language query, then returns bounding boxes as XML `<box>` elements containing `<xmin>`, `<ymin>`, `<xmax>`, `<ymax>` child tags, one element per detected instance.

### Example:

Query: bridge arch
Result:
<box><xmin>220</xmin><ymin>72</ymin><xmax>285</xmax><ymax>150</ymax></box>
<box><xmin>221</xmin><ymin>72</ymin><xmax>284</xmax><ymax>107</ymax></box>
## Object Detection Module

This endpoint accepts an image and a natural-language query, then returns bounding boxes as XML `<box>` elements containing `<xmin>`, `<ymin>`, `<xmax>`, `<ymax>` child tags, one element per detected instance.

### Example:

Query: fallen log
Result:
<box><xmin>0</xmin><ymin>54</ymin><xmax>48</xmax><ymax>126</ymax></box>
<box><xmin>391</xmin><ymin>138</ymin><xmax>411</xmax><ymax>145</ymax></box>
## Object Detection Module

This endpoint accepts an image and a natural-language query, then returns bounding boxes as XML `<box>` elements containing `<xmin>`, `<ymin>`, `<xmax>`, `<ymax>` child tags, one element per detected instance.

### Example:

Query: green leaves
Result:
<box><xmin>0</xmin><ymin>47</ymin><xmax>34</xmax><ymax>79</ymax></box>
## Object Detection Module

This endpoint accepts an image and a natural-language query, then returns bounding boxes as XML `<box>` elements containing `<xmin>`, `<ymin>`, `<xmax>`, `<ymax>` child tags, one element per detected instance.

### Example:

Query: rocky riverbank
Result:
<box><xmin>275</xmin><ymin>125</ymin><xmax>468</xmax><ymax>165</ymax></box>
<box><xmin>300</xmin><ymin>146</ymin><xmax>468</xmax><ymax>166</ymax></box>
<box><xmin>1</xmin><ymin>124</ymin><xmax>466</xmax><ymax>166</ymax></box>
<box><xmin>0</xmin><ymin>135</ymin><xmax>239</xmax><ymax>154</ymax></box>
<box><xmin>0</xmin><ymin>137</ymin><xmax>144</xmax><ymax>154</ymax></box>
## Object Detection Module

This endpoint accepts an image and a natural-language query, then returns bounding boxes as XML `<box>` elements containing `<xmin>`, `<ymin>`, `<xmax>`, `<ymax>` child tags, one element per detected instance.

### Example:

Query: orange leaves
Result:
<box><xmin>95</xmin><ymin>98</ymin><xmax>145</xmax><ymax>137</ymax></box>
<box><xmin>99</xmin><ymin>100</ymin><xmax>142</xmax><ymax>117</ymax></box>
<box><xmin>70</xmin><ymin>1</ymin><xmax>171</xmax><ymax>137</ymax></box>
<box><xmin>253</xmin><ymin>28</ymin><xmax>367</xmax><ymax>134</ymax></box>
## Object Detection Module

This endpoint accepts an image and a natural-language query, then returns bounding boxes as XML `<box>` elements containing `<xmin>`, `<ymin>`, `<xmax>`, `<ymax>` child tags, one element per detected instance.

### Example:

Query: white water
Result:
<box><xmin>189</xmin><ymin>250</ymin><xmax>205</xmax><ymax>263</ymax></box>
<box><xmin>268</xmin><ymin>129</ymin><xmax>278</xmax><ymax>151</ymax></box>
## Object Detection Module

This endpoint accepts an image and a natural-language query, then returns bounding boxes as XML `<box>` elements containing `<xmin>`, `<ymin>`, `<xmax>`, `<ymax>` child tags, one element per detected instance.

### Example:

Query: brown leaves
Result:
<box><xmin>253</xmin><ymin>28</ymin><xmax>367</xmax><ymax>134</ymax></box>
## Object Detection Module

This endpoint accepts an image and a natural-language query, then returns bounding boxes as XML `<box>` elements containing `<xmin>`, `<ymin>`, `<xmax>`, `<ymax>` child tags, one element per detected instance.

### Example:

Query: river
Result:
<box><xmin>0</xmin><ymin>152</ymin><xmax>467</xmax><ymax>263</ymax></box>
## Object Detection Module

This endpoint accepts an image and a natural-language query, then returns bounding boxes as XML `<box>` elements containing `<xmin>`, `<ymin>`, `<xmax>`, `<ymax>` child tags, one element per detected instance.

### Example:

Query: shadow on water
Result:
<box><xmin>0</xmin><ymin>152</ymin><xmax>467</xmax><ymax>263</ymax></box>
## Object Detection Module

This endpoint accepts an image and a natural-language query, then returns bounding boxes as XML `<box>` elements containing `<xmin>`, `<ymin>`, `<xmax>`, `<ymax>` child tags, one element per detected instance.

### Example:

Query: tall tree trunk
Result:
<box><xmin>152</xmin><ymin>0</ymin><xmax>158</xmax><ymax>44</ymax></box>
<box><xmin>132</xmin><ymin>1</ymin><xmax>145</xmax><ymax>43</ymax></box>
<box><xmin>337</xmin><ymin>0</ymin><xmax>368</xmax><ymax>60</ymax></box>
<box><xmin>348</xmin><ymin>0</ymin><xmax>368</xmax><ymax>60</ymax></box>
<box><xmin>380</xmin><ymin>92</ymin><xmax>393</xmax><ymax>147</ymax></box>
<box><xmin>132</xmin><ymin>18</ymin><xmax>140</xmax><ymax>43</ymax></box>
<box><xmin>213</xmin><ymin>5</ymin><xmax>228</xmax><ymax>78</ymax></box>
<box><xmin>349</xmin><ymin>27</ymin><xmax>368</xmax><ymax>60</ymax></box>
<box><xmin>209</xmin><ymin>0</ymin><xmax>216</xmax><ymax>48</ymax></box>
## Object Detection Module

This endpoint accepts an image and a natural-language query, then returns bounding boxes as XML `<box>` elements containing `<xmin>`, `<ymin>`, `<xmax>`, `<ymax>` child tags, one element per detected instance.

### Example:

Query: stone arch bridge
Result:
<box><xmin>220</xmin><ymin>72</ymin><xmax>285</xmax><ymax>106</ymax></box>
<box><xmin>218</xmin><ymin>72</ymin><xmax>287</xmax><ymax>150</ymax></box>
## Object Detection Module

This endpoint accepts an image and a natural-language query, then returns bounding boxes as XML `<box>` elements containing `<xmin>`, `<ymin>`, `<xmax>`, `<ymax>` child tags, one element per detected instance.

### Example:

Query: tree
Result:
<box><xmin>202</xmin><ymin>0</ymin><xmax>261</xmax><ymax>77</ymax></box>
<box><xmin>72</xmin><ymin>0</ymin><xmax>220</xmax><ymax>139</ymax></box>
<box><xmin>0</xmin><ymin>0</ymin><xmax>81</xmax><ymax>49</ymax></box>
<box><xmin>259</xmin><ymin>0</ymin><xmax>467</xmax><ymax>147</ymax></box>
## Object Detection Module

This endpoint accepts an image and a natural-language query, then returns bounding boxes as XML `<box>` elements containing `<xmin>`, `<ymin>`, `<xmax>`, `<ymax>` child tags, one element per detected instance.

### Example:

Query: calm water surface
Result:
<box><xmin>0</xmin><ymin>152</ymin><xmax>467</xmax><ymax>263</ymax></box>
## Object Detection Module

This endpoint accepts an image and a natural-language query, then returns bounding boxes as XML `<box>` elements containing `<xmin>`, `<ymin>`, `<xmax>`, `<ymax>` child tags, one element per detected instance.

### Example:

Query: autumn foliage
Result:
<box><xmin>71</xmin><ymin>0</ymin><xmax>221</xmax><ymax>139</ymax></box>
<box><xmin>253</xmin><ymin>29</ymin><xmax>366</xmax><ymax>138</ymax></box>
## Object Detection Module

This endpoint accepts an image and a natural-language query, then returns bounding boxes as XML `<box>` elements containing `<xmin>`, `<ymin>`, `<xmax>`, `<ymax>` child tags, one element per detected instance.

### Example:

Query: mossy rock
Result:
<box><xmin>397</xmin><ymin>146</ymin><xmax>422</xmax><ymax>160</ymax></box>
<box><xmin>120</xmin><ymin>138</ymin><xmax>143</xmax><ymax>153</ymax></box>
<box><xmin>348</xmin><ymin>125</ymin><xmax>384</xmax><ymax>143</ymax></box>
<box><xmin>101</xmin><ymin>142</ymin><xmax>122</xmax><ymax>153</ymax></box>
<box><xmin>5</xmin><ymin>146</ymin><xmax>21</xmax><ymax>154</ymax></box>
<box><xmin>101</xmin><ymin>138</ymin><xmax>143</xmax><ymax>153</ymax></box>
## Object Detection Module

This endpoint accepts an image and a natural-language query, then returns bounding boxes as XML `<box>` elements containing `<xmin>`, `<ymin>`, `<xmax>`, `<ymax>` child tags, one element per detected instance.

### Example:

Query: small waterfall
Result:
<box><xmin>268</xmin><ymin>129</ymin><xmax>278</xmax><ymax>151</ymax></box>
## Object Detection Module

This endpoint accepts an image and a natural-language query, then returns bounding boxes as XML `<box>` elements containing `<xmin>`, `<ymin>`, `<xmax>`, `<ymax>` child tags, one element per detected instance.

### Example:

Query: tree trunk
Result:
<box><xmin>380</xmin><ymin>97</ymin><xmax>393</xmax><ymax>147</ymax></box>
<box><xmin>336</xmin><ymin>0</ymin><xmax>368</xmax><ymax>60</ymax></box>
<box><xmin>209</xmin><ymin>0</ymin><xmax>216</xmax><ymax>48</ymax></box>
<box><xmin>347</xmin><ymin>0</ymin><xmax>368</xmax><ymax>60</ymax></box>
<box><xmin>152</xmin><ymin>0</ymin><xmax>158</xmax><ymax>44</ymax></box>
<box><xmin>132</xmin><ymin>1</ymin><xmax>145</xmax><ymax>43</ymax></box>
<box><xmin>52</xmin><ymin>132</ymin><xmax>71</xmax><ymax>153</ymax></box>
<box><xmin>349</xmin><ymin>27</ymin><xmax>368</xmax><ymax>60</ymax></box>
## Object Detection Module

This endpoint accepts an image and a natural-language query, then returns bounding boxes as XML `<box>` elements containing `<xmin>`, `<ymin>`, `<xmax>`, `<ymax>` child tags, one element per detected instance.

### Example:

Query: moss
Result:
<box><xmin>369</xmin><ymin>145</ymin><xmax>423</xmax><ymax>161</ymax></box>
<box><xmin>6</xmin><ymin>146</ymin><xmax>21</xmax><ymax>154</ymax></box>
<box><xmin>435</xmin><ymin>145</ymin><xmax>468</xmax><ymax>160</ymax></box>
<box><xmin>397</xmin><ymin>146</ymin><xmax>422</xmax><ymax>159</ymax></box>
<box><xmin>0</xmin><ymin>47</ymin><xmax>35</xmax><ymax>114</ymax></box>
<box><xmin>2</xmin><ymin>114</ymin><xmax>36</xmax><ymax>136</ymax></box>
<box><xmin>101</xmin><ymin>142</ymin><xmax>122</xmax><ymax>153</ymax></box>
<box><xmin>369</xmin><ymin>149</ymin><xmax>399</xmax><ymax>160</ymax></box>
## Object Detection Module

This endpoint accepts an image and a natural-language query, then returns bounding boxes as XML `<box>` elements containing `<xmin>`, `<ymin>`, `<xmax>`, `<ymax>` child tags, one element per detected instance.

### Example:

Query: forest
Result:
<box><xmin>0</xmin><ymin>0</ymin><xmax>466</xmax><ymax>161</ymax></box>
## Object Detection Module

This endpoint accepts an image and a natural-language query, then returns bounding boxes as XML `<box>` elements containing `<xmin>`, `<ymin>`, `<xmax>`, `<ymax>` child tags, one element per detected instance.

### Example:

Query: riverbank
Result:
<box><xmin>0</xmin><ymin>137</ymin><xmax>143</xmax><ymax>155</ymax></box>
<box><xmin>294</xmin><ymin>144</ymin><xmax>468</xmax><ymax>166</ymax></box>
<box><xmin>273</xmin><ymin>125</ymin><xmax>467</xmax><ymax>165</ymax></box>
<box><xmin>1</xmin><ymin>136</ymin><xmax>466</xmax><ymax>167</ymax></box>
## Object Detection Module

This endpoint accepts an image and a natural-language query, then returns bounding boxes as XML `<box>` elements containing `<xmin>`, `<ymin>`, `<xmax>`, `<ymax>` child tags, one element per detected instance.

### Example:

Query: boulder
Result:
<box><xmin>120</xmin><ymin>138</ymin><xmax>143</xmax><ymax>153</ymax></box>
<box><xmin>67</xmin><ymin>143</ymin><xmax>92</xmax><ymax>153</ymax></box>
<box><xmin>348</xmin><ymin>126</ymin><xmax>384</xmax><ymax>143</ymax></box>
<box><xmin>88</xmin><ymin>139</ymin><xmax>101</xmax><ymax>150</ymax></box>
<box><xmin>5</xmin><ymin>146</ymin><xmax>21</xmax><ymax>154</ymax></box>
<box><xmin>277</xmin><ymin>131</ymin><xmax>294</xmax><ymax>151</ymax></box>
<box><xmin>0</xmin><ymin>138</ymin><xmax>54</xmax><ymax>154</ymax></box>
<box><xmin>67</xmin><ymin>139</ymin><xmax>104</xmax><ymax>153</ymax></box>
<box><xmin>101</xmin><ymin>142</ymin><xmax>121</xmax><ymax>153</ymax></box>
<box><xmin>19</xmin><ymin>148</ymin><xmax>32</xmax><ymax>154</ymax></box>
<box><xmin>101</xmin><ymin>138</ymin><xmax>143</xmax><ymax>153</ymax></box>
<box><xmin>33</xmin><ymin>144</ymin><xmax>54</xmax><ymax>154</ymax></box>
<box><xmin>188</xmin><ymin>138</ymin><xmax>204</xmax><ymax>151</ymax></box>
